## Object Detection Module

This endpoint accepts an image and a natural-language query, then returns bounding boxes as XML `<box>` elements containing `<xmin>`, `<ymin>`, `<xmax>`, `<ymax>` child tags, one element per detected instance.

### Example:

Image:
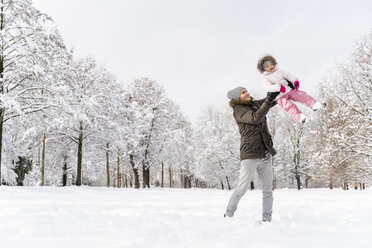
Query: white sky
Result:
<box><xmin>33</xmin><ymin>0</ymin><xmax>372</xmax><ymax>124</ymax></box>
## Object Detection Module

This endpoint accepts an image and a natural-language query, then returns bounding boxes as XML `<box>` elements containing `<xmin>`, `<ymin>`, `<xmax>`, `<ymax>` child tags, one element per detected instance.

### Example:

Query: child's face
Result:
<box><xmin>265</xmin><ymin>64</ymin><xmax>275</xmax><ymax>73</ymax></box>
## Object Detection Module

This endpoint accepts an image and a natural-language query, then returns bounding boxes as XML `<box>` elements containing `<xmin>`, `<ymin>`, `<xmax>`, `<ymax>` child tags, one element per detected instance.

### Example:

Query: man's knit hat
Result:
<box><xmin>227</xmin><ymin>86</ymin><xmax>244</xmax><ymax>100</ymax></box>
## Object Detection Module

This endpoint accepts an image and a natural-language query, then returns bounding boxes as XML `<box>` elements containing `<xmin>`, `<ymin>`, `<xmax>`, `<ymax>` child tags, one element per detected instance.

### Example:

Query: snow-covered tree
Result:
<box><xmin>268</xmin><ymin>100</ymin><xmax>314</xmax><ymax>190</ymax></box>
<box><xmin>0</xmin><ymin>0</ymin><xmax>67</xmax><ymax>184</ymax></box>
<box><xmin>311</xmin><ymin>31</ymin><xmax>372</xmax><ymax>189</ymax></box>
<box><xmin>154</xmin><ymin>102</ymin><xmax>195</xmax><ymax>188</ymax></box>
<box><xmin>195</xmin><ymin>106</ymin><xmax>240</xmax><ymax>189</ymax></box>
<box><xmin>123</xmin><ymin>78</ymin><xmax>190</xmax><ymax>188</ymax></box>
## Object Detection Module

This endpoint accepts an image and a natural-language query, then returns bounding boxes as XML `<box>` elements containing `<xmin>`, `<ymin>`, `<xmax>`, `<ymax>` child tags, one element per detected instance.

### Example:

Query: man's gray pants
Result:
<box><xmin>225</xmin><ymin>152</ymin><xmax>273</xmax><ymax>221</ymax></box>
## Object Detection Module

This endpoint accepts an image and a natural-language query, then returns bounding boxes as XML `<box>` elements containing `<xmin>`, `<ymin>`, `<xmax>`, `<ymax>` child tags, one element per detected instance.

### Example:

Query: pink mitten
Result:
<box><xmin>294</xmin><ymin>81</ymin><xmax>300</xmax><ymax>90</ymax></box>
<box><xmin>280</xmin><ymin>85</ymin><xmax>286</xmax><ymax>93</ymax></box>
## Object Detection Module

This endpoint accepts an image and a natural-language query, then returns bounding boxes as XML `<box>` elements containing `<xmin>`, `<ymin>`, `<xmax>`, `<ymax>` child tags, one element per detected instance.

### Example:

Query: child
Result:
<box><xmin>257</xmin><ymin>55</ymin><xmax>322</xmax><ymax>124</ymax></box>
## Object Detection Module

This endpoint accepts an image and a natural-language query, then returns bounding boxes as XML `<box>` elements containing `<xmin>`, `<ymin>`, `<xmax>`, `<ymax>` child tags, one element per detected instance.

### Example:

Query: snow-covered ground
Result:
<box><xmin>1</xmin><ymin>187</ymin><xmax>371</xmax><ymax>248</ymax></box>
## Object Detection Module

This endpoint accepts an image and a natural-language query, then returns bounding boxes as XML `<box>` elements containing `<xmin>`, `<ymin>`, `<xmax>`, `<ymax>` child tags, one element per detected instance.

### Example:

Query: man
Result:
<box><xmin>224</xmin><ymin>87</ymin><xmax>278</xmax><ymax>222</ymax></box>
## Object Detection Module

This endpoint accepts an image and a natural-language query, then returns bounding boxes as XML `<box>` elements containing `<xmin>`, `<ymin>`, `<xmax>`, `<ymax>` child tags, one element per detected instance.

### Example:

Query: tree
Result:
<box><xmin>124</xmin><ymin>78</ymin><xmax>170</xmax><ymax>188</ymax></box>
<box><xmin>0</xmin><ymin>0</ymin><xmax>67</xmax><ymax>184</ymax></box>
<box><xmin>312</xmin><ymin>31</ymin><xmax>372</xmax><ymax>189</ymax></box>
<box><xmin>195</xmin><ymin>106</ymin><xmax>240</xmax><ymax>189</ymax></box>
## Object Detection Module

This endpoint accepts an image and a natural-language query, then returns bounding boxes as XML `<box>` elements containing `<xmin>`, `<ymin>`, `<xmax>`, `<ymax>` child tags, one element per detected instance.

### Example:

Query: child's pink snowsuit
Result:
<box><xmin>262</xmin><ymin>67</ymin><xmax>316</xmax><ymax>122</ymax></box>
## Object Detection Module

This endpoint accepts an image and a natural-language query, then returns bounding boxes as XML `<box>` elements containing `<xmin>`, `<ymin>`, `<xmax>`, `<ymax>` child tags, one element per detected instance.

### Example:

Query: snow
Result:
<box><xmin>0</xmin><ymin>187</ymin><xmax>371</xmax><ymax>248</ymax></box>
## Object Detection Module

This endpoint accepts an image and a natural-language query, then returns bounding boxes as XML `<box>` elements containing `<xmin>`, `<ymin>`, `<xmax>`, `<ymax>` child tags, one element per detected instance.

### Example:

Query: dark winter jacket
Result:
<box><xmin>231</xmin><ymin>98</ymin><xmax>277</xmax><ymax>160</ymax></box>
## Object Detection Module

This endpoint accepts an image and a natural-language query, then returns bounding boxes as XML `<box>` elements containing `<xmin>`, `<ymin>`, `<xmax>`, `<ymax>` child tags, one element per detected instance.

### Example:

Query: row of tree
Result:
<box><xmin>310</xmin><ymin>31</ymin><xmax>372</xmax><ymax>190</ymax></box>
<box><xmin>1</xmin><ymin>0</ymin><xmax>371</xmax><ymax>190</ymax></box>
<box><xmin>1</xmin><ymin>0</ymin><xmax>195</xmax><ymax>188</ymax></box>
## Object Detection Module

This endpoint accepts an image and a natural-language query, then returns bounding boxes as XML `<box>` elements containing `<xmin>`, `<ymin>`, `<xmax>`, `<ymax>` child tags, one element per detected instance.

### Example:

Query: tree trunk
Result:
<box><xmin>62</xmin><ymin>154</ymin><xmax>67</xmax><ymax>186</ymax></box>
<box><xmin>142</xmin><ymin>161</ymin><xmax>150</xmax><ymax>188</ymax></box>
<box><xmin>185</xmin><ymin>176</ymin><xmax>189</xmax><ymax>188</ymax></box>
<box><xmin>76</xmin><ymin>121</ymin><xmax>83</xmax><ymax>186</ymax></box>
<box><xmin>185</xmin><ymin>176</ymin><xmax>189</xmax><ymax>189</ymax></box>
<box><xmin>221</xmin><ymin>180</ymin><xmax>224</xmax><ymax>190</ymax></box>
<box><xmin>272</xmin><ymin>157</ymin><xmax>276</xmax><ymax>190</ymax></box>
<box><xmin>142</xmin><ymin>162</ymin><xmax>146</xmax><ymax>188</ymax></box>
<box><xmin>41</xmin><ymin>132</ymin><xmax>46</xmax><ymax>186</ymax></box>
<box><xmin>295</xmin><ymin>162</ymin><xmax>301</xmax><ymax>190</ymax></box>
<box><xmin>295</xmin><ymin>174</ymin><xmax>301</xmax><ymax>190</ymax></box>
<box><xmin>0</xmin><ymin>110</ymin><xmax>2</xmax><ymax>186</ymax></box>
<box><xmin>146</xmin><ymin>166</ymin><xmax>150</xmax><ymax>188</ymax></box>
<box><xmin>106</xmin><ymin>143</ymin><xmax>110</xmax><ymax>187</ymax></box>
<box><xmin>292</xmin><ymin>127</ymin><xmax>303</xmax><ymax>191</ymax></box>
<box><xmin>169</xmin><ymin>167</ymin><xmax>172</xmax><ymax>188</ymax></box>
<box><xmin>180</xmin><ymin>169</ymin><xmax>184</xmax><ymax>188</ymax></box>
<box><xmin>117</xmin><ymin>147</ymin><xmax>120</xmax><ymax>188</ymax></box>
<box><xmin>0</xmin><ymin>0</ymin><xmax>4</xmax><ymax>187</ymax></box>
<box><xmin>272</xmin><ymin>178</ymin><xmax>276</xmax><ymax>191</ymax></box>
<box><xmin>130</xmin><ymin>154</ymin><xmax>140</xmax><ymax>189</ymax></box>
<box><xmin>161</xmin><ymin>161</ymin><xmax>164</xmax><ymax>188</ymax></box>
<box><xmin>226</xmin><ymin>176</ymin><xmax>231</xmax><ymax>190</ymax></box>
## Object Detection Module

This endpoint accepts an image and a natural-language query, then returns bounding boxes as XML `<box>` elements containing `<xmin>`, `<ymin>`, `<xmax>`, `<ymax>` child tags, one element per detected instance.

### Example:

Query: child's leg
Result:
<box><xmin>287</xmin><ymin>90</ymin><xmax>317</xmax><ymax>109</ymax></box>
<box><xmin>276</xmin><ymin>94</ymin><xmax>303</xmax><ymax>122</ymax></box>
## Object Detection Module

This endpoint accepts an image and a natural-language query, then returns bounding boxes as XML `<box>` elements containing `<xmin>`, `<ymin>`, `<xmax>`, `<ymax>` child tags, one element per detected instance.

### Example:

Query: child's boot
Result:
<box><xmin>312</xmin><ymin>102</ymin><xmax>324</xmax><ymax>111</ymax></box>
<box><xmin>299</xmin><ymin>114</ymin><xmax>307</xmax><ymax>124</ymax></box>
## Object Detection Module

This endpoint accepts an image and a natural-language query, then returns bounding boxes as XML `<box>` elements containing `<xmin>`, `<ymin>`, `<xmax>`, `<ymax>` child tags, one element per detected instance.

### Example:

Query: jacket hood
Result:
<box><xmin>257</xmin><ymin>55</ymin><xmax>277</xmax><ymax>73</ymax></box>
<box><xmin>229</xmin><ymin>98</ymin><xmax>254</xmax><ymax>108</ymax></box>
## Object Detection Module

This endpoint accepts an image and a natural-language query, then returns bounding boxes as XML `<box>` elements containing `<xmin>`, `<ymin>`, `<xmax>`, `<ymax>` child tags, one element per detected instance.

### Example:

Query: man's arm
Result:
<box><xmin>255</xmin><ymin>98</ymin><xmax>266</xmax><ymax>105</ymax></box>
<box><xmin>256</xmin><ymin>97</ymin><xmax>276</xmax><ymax>106</ymax></box>
<box><xmin>233</xmin><ymin>100</ymin><xmax>272</xmax><ymax>124</ymax></box>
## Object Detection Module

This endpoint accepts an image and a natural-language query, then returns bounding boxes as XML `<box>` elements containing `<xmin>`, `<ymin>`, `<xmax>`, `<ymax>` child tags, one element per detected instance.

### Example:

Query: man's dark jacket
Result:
<box><xmin>232</xmin><ymin>98</ymin><xmax>277</xmax><ymax>160</ymax></box>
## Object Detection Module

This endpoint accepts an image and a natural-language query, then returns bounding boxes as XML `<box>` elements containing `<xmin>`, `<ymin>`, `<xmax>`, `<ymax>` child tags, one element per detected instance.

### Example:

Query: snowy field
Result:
<box><xmin>1</xmin><ymin>187</ymin><xmax>371</xmax><ymax>248</ymax></box>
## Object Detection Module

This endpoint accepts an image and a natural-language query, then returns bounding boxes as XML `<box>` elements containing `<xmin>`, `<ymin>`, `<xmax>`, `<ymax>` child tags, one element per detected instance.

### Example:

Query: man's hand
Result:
<box><xmin>267</xmin><ymin>91</ymin><xmax>280</xmax><ymax>102</ymax></box>
<box><xmin>286</xmin><ymin>80</ymin><xmax>295</xmax><ymax>90</ymax></box>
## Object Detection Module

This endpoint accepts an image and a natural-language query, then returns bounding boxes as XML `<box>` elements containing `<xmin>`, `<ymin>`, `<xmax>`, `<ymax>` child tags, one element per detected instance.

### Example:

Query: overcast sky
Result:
<box><xmin>33</xmin><ymin>0</ymin><xmax>372</xmax><ymax>124</ymax></box>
